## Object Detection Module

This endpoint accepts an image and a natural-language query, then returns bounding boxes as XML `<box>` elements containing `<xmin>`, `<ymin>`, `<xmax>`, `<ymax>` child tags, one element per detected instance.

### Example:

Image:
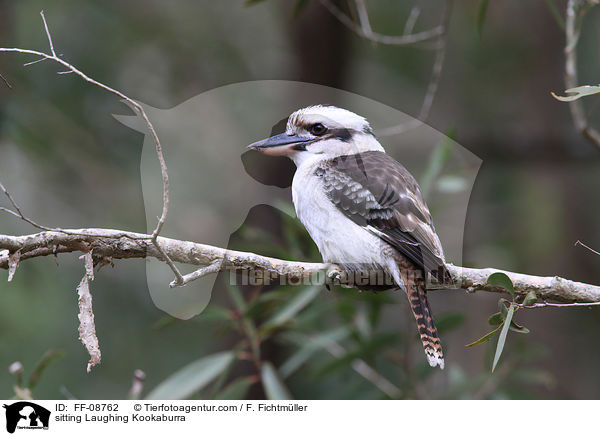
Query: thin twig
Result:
<box><xmin>575</xmin><ymin>240</ymin><xmax>600</xmax><ymax>256</ymax></box>
<box><xmin>403</xmin><ymin>2</ymin><xmax>422</xmax><ymax>36</ymax></box>
<box><xmin>169</xmin><ymin>260</ymin><xmax>222</xmax><ymax>288</ymax></box>
<box><xmin>0</xmin><ymin>11</ymin><xmax>184</xmax><ymax>284</ymax></box>
<box><xmin>354</xmin><ymin>0</ymin><xmax>373</xmax><ymax>38</ymax></box>
<box><xmin>378</xmin><ymin>1</ymin><xmax>452</xmax><ymax>137</ymax></box>
<box><xmin>0</xmin><ymin>71</ymin><xmax>12</xmax><ymax>88</ymax></box>
<box><xmin>563</xmin><ymin>0</ymin><xmax>600</xmax><ymax>150</ymax></box>
<box><xmin>0</xmin><ymin>182</ymin><xmax>56</xmax><ymax>232</ymax></box>
<box><xmin>520</xmin><ymin>301</ymin><xmax>600</xmax><ymax>309</ymax></box>
<box><xmin>319</xmin><ymin>0</ymin><xmax>444</xmax><ymax>46</ymax></box>
<box><xmin>23</xmin><ymin>57</ymin><xmax>47</xmax><ymax>67</ymax></box>
<box><xmin>40</xmin><ymin>10</ymin><xmax>56</xmax><ymax>57</ymax></box>
<box><xmin>325</xmin><ymin>340</ymin><xmax>402</xmax><ymax>398</ymax></box>
<box><xmin>0</xmin><ymin>182</ymin><xmax>150</xmax><ymax>242</ymax></box>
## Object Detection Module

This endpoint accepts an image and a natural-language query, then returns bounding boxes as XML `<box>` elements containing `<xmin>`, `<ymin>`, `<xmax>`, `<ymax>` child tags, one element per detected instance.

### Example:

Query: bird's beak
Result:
<box><xmin>247</xmin><ymin>133</ymin><xmax>311</xmax><ymax>156</ymax></box>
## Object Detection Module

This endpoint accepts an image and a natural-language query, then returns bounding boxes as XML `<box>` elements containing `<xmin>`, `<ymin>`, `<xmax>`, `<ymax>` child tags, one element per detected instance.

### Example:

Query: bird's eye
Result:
<box><xmin>309</xmin><ymin>123</ymin><xmax>328</xmax><ymax>136</ymax></box>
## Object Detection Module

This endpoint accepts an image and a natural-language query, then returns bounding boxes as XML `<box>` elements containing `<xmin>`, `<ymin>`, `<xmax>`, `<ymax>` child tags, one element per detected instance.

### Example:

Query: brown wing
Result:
<box><xmin>317</xmin><ymin>151</ymin><xmax>447</xmax><ymax>279</ymax></box>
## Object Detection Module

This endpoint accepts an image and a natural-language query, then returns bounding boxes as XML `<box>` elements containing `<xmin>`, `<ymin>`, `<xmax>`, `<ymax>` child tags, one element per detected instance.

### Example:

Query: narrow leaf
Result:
<box><xmin>498</xmin><ymin>300</ymin><xmax>508</xmax><ymax>319</ymax></box>
<box><xmin>487</xmin><ymin>272</ymin><xmax>514</xmax><ymax>296</ymax></box>
<box><xmin>225</xmin><ymin>283</ymin><xmax>246</xmax><ymax>312</ymax></box>
<box><xmin>552</xmin><ymin>85</ymin><xmax>600</xmax><ymax>102</ymax></box>
<box><xmin>477</xmin><ymin>0</ymin><xmax>489</xmax><ymax>37</ymax></box>
<box><xmin>146</xmin><ymin>351</ymin><xmax>235</xmax><ymax>400</ymax></box>
<box><xmin>279</xmin><ymin>327</ymin><xmax>350</xmax><ymax>378</ymax></box>
<box><xmin>509</xmin><ymin>320</ymin><xmax>530</xmax><ymax>334</ymax></box>
<box><xmin>487</xmin><ymin>312</ymin><xmax>503</xmax><ymax>325</ymax></box>
<box><xmin>492</xmin><ymin>305</ymin><xmax>514</xmax><ymax>372</ymax></box>
<box><xmin>214</xmin><ymin>376</ymin><xmax>256</xmax><ymax>400</ymax></box>
<box><xmin>261</xmin><ymin>362</ymin><xmax>292</xmax><ymax>400</ymax></box>
<box><xmin>465</xmin><ymin>324</ymin><xmax>503</xmax><ymax>347</ymax></box>
<box><xmin>261</xmin><ymin>286</ymin><xmax>320</xmax><ymax>331</ymax></box>
<box><xmin>27</xmin><ymin>350</ymin><xmax>65</xmax><ymax>389</ymax></box>
<box><xmin>419</xmin><ymin>138</ymin><xmax>453</xmax><ymax>198</ymax></box>
<box><xmin>523</xmin><ymin>291</ymin><xmax>538</xmax><ymax>306</ymax></box>
<box><xmin>543</xmin><ymin>0</ymin><xmax>565</xmax><ymax>29</ymax></box>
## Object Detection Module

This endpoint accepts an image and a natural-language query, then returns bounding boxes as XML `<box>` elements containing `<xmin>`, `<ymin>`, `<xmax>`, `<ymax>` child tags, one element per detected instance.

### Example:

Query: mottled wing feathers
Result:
<box><xmin>317</xmin><ymin>151</ymin><xmax>446</xmax><ymax>278</ymax></box>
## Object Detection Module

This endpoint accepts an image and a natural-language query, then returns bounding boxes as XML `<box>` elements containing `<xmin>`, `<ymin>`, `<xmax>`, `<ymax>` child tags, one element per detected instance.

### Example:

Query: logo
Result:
<box><xmin>3</xmin><ymin>402</ymin><xmax>50</xmax><ymax>434</ymax></box>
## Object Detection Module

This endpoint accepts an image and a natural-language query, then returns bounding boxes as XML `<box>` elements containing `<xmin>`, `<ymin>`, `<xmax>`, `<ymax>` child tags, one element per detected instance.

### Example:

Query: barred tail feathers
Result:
<box><xmin>401</xmin><ymin>262</ymin><xmax>444</xmax><ymax>369</ymax></box>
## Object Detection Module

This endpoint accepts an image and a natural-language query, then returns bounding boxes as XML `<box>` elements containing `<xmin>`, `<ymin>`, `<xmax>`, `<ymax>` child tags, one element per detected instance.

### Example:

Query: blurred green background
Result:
<box><xmin>0</xmin><ymin>0</ymin><xmax>599</xmax><ymax>399</ymax></box>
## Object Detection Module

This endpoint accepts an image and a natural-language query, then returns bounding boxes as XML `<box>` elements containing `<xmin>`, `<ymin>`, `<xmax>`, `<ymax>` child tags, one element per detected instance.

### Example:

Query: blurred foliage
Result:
<box><xmin>96</xmin><ymin>209</ymin><xmax>547</xmax><ymax>400</ymax></box>
<box><xmin>1</xmin><ymin>0</ymin><xmax>599</xmax><ymax>400</ymax></box>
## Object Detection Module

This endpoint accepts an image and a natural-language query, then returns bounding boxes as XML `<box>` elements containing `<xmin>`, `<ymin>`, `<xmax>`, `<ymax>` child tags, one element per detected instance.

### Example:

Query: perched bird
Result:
<box><xmin>248</xmin><ymin>105</ymin><xmax>450</xmax><ymax>369</ymax></box>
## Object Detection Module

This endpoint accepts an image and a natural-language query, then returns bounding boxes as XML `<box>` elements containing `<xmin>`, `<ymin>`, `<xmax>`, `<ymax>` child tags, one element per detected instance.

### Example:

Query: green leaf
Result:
<box><xmin>543</xmin><ymin>0</ymin><xmax>565</xmax><ymax>29</ymax></box>
<box><xmin>146</xmin><ymin>351</ymin><xmax>235</xmax><ymax>400</ymax></box>
<box><xmin>245</xmin><ymin>288</ymin><xmax>291</xmax><ymax>319</ymax></box>
<box><xmin>261</xmin><ymin>362</ymin><xmax>292</xmax><ymax>400</ymax></box>
<box><xmin>487</xmin><ymin>312</ymin><xmax>503</xmax><ymax>325</ymax></box>
<box><xmin>465</xmin><ymin>324</ymin><xmax>503</xmax><ymax>347</ymax></box>
<box><xmin>225</xmin><ymin>282</ymin><xmax>246</xmax><ymax>312</ymax></box>
<box><xmin>492</xmin><ymin>305</ymin><xmax>514</xmax><ymax>372</ymax></box>
<box><xmin>313</xmin><ymin>332</ymin><xmax>400</xmax><ymax>378</ymax></box>
<box><xmin>279</xmin><ymin>327</ymin><xmax>351</xmax><ymax>378</ymax></box>
<box><xmin>477</xmin><ymin>0</ymin><xmax>489</xmax><ymax>37</ymax></box>
<box><xmin>196</xmin><ymin>306</ymin><xmax>234</xmax><ymax>322</ymax></box>
<box><xmin>552</xmin><ymin>85</ymin><xmax>600</xmax><ymax>102</ymax></box>
<box><xmin>214</xmin><ymin>376</ymin><xmax>256</xmax><ymax>400</ymax></box>
<box><xmin>487</xmin><ymin>272</ymin><xmax>514</xmax><ymax>296</ymax></box>
<box><xmin>419</xmin><ymin>137</ymin><xmax>453</xmax><ymax>198</ymax></box>
<box><xmin>523</xmin><ymin>291</ymin><xmax>538</xmax><ymax>307</ymax></box>
<box><xmin>28</xmin><ymin>350</ymin><xmax>65</xmax><ymax>390</ymax></box>
<box><xmin>498</xmin><ymin>300</ymin><xmax>509</xmax><ymax>319</ymax></box>
<box><xmin>509</xmin><ymin>320</ymin><xmax>530</xmax><ymax>334</ymax></box>
<box><xmin>261</xmin><ymin>286</ymin><xmax>321</xmax><ymax>332</ymax></box>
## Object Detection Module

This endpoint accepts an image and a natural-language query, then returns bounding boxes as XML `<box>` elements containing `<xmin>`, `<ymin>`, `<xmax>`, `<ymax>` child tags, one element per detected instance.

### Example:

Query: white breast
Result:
<box><xmin>291</xmin><ymin>158</ymin><xmax>389</xmax><ymax>269</ymax></box>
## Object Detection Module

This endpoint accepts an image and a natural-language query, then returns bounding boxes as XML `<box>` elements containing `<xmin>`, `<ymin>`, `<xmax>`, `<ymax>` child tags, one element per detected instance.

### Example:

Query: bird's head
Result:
<box><xmin>247</xmin><ymin>105</ymin><xmax>384</xmax><ymax>166</ymax></box>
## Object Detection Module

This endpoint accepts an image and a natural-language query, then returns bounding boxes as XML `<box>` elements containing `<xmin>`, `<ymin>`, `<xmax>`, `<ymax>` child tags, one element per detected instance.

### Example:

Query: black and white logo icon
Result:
<box><xmin>3</xmin><ymin>402</ymin><xmax>50</xmax><ymax>434</ymax></box>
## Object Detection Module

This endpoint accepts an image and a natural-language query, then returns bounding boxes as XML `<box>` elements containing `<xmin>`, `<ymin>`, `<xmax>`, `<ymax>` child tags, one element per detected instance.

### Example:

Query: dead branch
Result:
<box><xmin>319</xmin><ymin>0</ymin><xmax>445</xmax><ymax>46</ymax></box>
<box><xmin>575</xmin><ymin>240</ymin><xmax>600</xmax><ymax>257</ymax></box>
<box><xmin>331</xmin><ymin>0</ymin><xmax>453</xmax><ymax>137</ymax></box>
<box><xmin>562</xmin><ymin>0</ymin><xmax>600</xmax><ymax>150</ymax></box>
<box><xmin>1</xmin><ymin>229</ymin><xmax>599</xmax><ymax>304</ymax></box>
<box><xmin>0</xmin><ymin>11</ymin><xmax>184</xmax><ymax>285</ymax></box>
<box><xmin>76</xmin><ymin>252</ymin><xmax>101</xmax><ymax>373</ymax></box>
<box><xmin>0</xmin><ymin>71</ymin><xmax>11</xmax><ymax>88</ymax></box>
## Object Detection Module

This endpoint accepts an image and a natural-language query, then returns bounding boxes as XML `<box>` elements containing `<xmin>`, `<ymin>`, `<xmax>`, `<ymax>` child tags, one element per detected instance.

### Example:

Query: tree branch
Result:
<box><xmin>1</xmin><ymin>229</ymin><xmax>598</xmax><ymax>304</ymax></box>
<box><xmin>0</xmin><ymin>11</ymin><xmax>184</xmax><ymax>285</ymax></box>
<box><xmin>0</xmin><ymin>71</ymin><xmax>12</xmax><ymax>88</ymax></box>
<box><xmin>562</xmin><ymin>0</ymin><xmax>600</xmax><ymax>150</ymax></box>
<box><xmin>319</xmin><ymin>0</ymin><xmax>445</xmax><ymax>46</ymax></box>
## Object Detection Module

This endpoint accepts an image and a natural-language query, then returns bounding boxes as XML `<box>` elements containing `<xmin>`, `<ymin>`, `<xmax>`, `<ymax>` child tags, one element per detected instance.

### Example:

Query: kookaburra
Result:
<box><xmin>248</xmin><ymin>105</ymin><xmax>450</xmax><ymax>369</ymax></box>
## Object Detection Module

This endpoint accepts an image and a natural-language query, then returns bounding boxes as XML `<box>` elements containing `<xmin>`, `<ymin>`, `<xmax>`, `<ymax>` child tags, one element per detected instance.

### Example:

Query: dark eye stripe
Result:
<box><xmin>328</xmin><ymin>128</ymin><xmax>352</xmax><ymax>142</ymax></box>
